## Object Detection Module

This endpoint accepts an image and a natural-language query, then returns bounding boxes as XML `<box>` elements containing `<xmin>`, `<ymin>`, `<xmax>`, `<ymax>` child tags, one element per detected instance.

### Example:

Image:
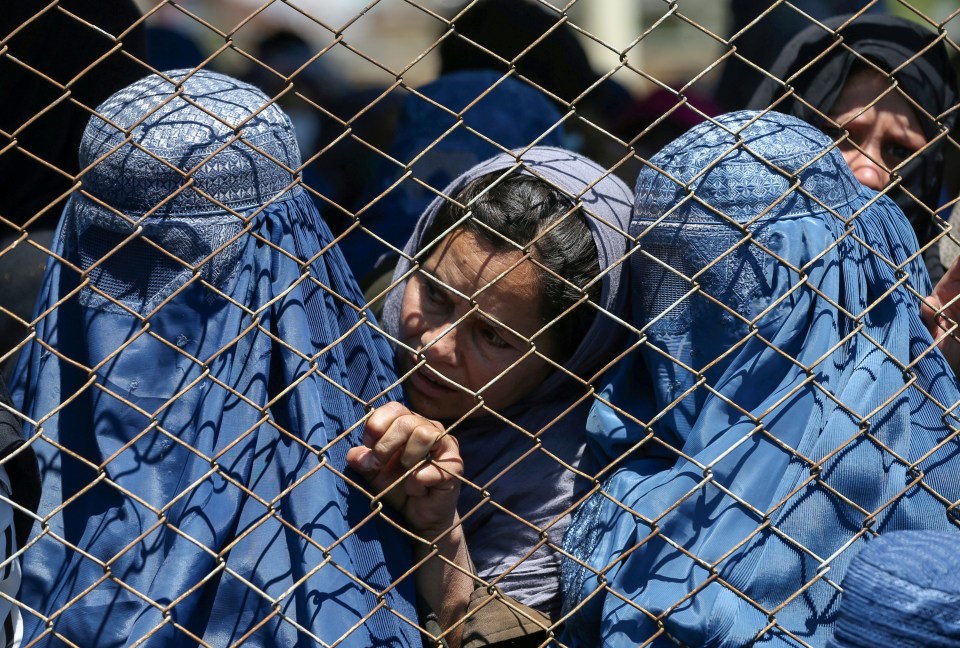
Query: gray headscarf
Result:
<box><xmin>381</xmin><ymin>146</ymin><xmax>632</xmax><ymax>616</ymax></box>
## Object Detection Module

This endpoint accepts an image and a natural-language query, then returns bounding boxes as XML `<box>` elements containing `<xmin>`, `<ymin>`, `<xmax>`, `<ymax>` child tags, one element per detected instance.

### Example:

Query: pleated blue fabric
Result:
<box><xmin>825</xmin><ymin>530</ymin><xmax>960</xmax><ymax>647</ymax></box>
<box><xmin>561</xmin><ymin>111</ymin><xmax>960</xmax><ymax>647</ymax></box>
<box><xmin>12</xmin><ymin>69</ymin><xmax>420</xmax><ymax>647</ymax></box>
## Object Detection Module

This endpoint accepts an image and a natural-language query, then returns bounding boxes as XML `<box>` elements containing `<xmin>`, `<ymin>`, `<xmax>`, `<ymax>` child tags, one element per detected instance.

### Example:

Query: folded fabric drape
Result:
<box><xmin>13</xmin><ymin>69</ymin><xmax>420</xmax><ymax>647</ymax></box>
<box><xmin>562</xmin><ymin>110</ymin><xmax>960</xmax><ymax>647</ymax></box>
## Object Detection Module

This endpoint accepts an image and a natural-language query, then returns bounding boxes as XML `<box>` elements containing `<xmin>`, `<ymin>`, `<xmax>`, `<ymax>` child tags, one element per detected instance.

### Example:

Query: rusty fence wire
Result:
<box><xmin>1</xmin><ymin>0</ymin><xmax>960</xmax><ymax>646</ymax></box>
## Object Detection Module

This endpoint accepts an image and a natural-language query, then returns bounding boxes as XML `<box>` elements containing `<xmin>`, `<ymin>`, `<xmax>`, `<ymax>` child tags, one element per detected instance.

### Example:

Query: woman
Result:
<box><xmin>348</xmin><ymin>146</ymin><xmax>633</xmax><ymax>638</ymax></box>
<box><xmin>12</xmin><ymin>69</ymin><xmax>420</xmax><ymax>647</ymax></box>
<box><xmin>748</xmin><ymin>14</ymin><xmax>958</xmax><ymax>281</ymax></box>
<box><xmin>560</xmin><ymin>110</ymin><xmax>960</xmax><ymax>646</ymax></box>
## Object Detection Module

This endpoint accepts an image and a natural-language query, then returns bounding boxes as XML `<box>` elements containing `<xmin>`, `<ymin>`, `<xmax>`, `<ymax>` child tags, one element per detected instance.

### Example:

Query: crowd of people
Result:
<box><xmin>1</xmin><ymin>1</ymin><xmax>960</xmax><ymax>647</ymax></box>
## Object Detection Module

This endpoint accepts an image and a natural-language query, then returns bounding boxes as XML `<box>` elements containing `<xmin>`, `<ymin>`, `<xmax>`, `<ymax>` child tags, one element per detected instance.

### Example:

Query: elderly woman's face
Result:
<box><xmin>397</xmin><ymin>229</ymin><xmax>557</xmax><ymax>421</ymax></box>
<box><xmin>828</xmin><ymin>68</ymin><xmax>927</xmax><ymax>191</ymax></box>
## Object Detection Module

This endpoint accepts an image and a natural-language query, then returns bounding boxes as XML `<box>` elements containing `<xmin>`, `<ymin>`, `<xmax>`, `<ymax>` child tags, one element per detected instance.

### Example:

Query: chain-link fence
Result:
<box><xmin>2</xmin><ymin>1</ymin><xmax>960</xmax><ymax>647</ymax></box>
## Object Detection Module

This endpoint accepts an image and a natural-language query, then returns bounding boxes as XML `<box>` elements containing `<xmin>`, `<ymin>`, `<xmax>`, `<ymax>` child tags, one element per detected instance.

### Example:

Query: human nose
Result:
<box><xmin>419</xmin><ymin>322</ymin><xmax>460</xmax><ymax>367</ymax></box>
<box><xmin>842</xmin><ymin>145</ymin><xmax>889</xmax><ymax>191</ymax></box>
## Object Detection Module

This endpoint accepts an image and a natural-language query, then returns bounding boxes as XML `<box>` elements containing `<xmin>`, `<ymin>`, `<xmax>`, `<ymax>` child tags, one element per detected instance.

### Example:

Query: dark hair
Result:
<box><xmin>421</xmin><ymin>172</ymin><xmax>600</xmax><ymax>363</ymax></box>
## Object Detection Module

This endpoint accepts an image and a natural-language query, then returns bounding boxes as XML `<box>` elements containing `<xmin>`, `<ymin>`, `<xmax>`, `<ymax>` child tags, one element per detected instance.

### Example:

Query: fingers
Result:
<box><xmin>921</xmin><ymin>294</ymin><xmax>944</xmax><ymax>339</ymax></box>
<box><xmin>354</xmin><ymin>400</ymin><xmax>457</xmax><ymax>479</ymax></box>
<box><xmin>394</xmin><ymin>419</ymin><xmax>446</xmax><ymax>469</ymax></box>
<box><xmin>363</xmin><ymin>401</ymin><xmax>412</xmax><ymax>446</ymax></box>
<box><xmin>405</xmin><ymin>435</ymin><xmax>463</xmax><ymax>498</ymax></box>
<box><xmin>365</xmin><ymin>402</ymin><xmax>446</xmax><ymax>470</ymax></box>
<box><xmin>352</xmin><ymin>402</ymin><xmax>465</xmax><ymax>537</ymax></box>
<box><xmin>922</xmin><ymin>290</ymin><xmax>960</xmax><ymax>372</ymax></box>
<box><xmin>345</xmin><ymin>446</ymin><xmax>380</xmax><ymax>476</ymax></box>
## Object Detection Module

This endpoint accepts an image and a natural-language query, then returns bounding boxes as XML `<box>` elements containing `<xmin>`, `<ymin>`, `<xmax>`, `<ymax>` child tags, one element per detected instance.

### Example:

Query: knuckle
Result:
<box><xmin>367</xmin><ymin>401</ymin><xmax>408</xmax><ymax>433</ymax></box>
<box><xmin>411</xmin><ymin>423</ymin><xmax>440</xmax><ymax>446</ymax></box>
<box><xmin>373</xmin><ymin>400</ymin><xmax>407</xmax><ymax>419</ymax></box>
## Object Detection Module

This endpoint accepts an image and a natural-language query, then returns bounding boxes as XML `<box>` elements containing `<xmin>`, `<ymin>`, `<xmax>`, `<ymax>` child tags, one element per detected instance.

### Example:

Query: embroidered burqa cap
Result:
<box><xmin>826</xmin><ymin>530</ymin><xmax>960</xmax><ymax>647</ymax></box>
<box><xmin>13</xmin><ymin>69</ymin><xmax>420</xmax><ymax>647</ymax></box>
<box><xmin>72</xmin><ymin>67</ymin><xmax>302</xmax><ymax>314</ymax></box>
<box><xmin>561</xmin><ymin>111</ymin><xmax>960</xmax><ymax>647</ymax></box>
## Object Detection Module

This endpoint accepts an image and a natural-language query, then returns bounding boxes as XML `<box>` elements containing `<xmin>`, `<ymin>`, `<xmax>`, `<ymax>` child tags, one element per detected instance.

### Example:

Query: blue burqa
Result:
<box><xmin>561</xmin><ymin>111</ymin><xmax>960</xmax><ymax>647</ymax></box>
<box><xmin>12</xmin><ymin>70</ymin><xmax>420</xmax><ymax>647</ymax></box>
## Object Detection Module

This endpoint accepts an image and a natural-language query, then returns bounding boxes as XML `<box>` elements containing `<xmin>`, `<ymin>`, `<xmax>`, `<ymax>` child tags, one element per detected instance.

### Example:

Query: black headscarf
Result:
<box><xmin>440</xmin><ymin>0</ymin><xmax>597</xmax><ymax>104</ymax></box>
<box><xmin>748</xmin><ymin>15</ymin><xmax>958</xmax><ymax>251</ymax></box>
<box><xmin>0</xmin><ymin>0</ymin><xmax>147</xmax><ymax>367</ymax></box>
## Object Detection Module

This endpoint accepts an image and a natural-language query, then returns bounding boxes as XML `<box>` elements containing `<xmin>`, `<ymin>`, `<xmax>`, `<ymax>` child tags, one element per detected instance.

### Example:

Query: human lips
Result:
<box><xmin>405</xmin><ymin>362</ymin><xmax>458</xmax><ymax>400</ymax></box>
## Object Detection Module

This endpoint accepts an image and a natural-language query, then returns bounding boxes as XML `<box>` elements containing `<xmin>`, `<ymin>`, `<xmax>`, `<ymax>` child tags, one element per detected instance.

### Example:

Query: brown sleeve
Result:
<box><xmin>462</xmin><ymin>586</ymin><xmax>552</xmax><ymax>648</ymax></box>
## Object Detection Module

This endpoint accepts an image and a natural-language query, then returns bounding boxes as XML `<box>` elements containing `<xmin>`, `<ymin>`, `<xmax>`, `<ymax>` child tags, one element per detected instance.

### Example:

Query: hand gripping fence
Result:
<box><xmin>0</xmin><ymin>2</ymin><xmax>959</xmax><ymax>647</ymax></box>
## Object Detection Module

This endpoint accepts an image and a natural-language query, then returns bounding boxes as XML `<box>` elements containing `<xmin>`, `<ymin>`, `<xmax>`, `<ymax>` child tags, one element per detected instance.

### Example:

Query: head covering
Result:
<box><xmin>341</xmin><ymin>70</ymin><xmax>565</xmax><ymax>275</ymax></box>
<box><xmin>380</xmin><ymin>146</ymin><xmax>632</xmax><ymax>617</ymax></box>
<box><xmin>11</xmin><ymin>69</ymin><xmax>420</xmax><ymax>647</ymax></box>
<box><xmin>826</xmin><ymin>530</ymin><xmax>960</xmax><ymax>647</ymax></box>
<box><xmin>747</xmin><ymin>14</ymin><xmax>959</xmax><ymax>252</ymax></box>
<box><xmin>715</xmin><ymin>1</ymin><xmax>885</xmax><ymax>111</ymax></box>
<box><xmin>561</xmin><ymin>111</ymin><xmax>960</xmax><ymax>647</ymax></box>
<box><xmin>439</xmin><ymin>0</ymin><xmax>608</xmax><ymax>106</ymax></box>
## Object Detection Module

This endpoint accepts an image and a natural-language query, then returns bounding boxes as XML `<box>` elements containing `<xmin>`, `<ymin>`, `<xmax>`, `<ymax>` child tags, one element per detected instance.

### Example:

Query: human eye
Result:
<box><xmin>480</xmin><ymin>325</ymin><xmax>511</xmax><ymax>349</ymax></box>
<box><xmin>883</xmin><ymin>140</ymin><xmax>916</xmax><ymax>165</ymax></box>
<box><xmin>419</xmin><ymin>274</ymin><xmax>448</xmax><ymax>305</ymax></box>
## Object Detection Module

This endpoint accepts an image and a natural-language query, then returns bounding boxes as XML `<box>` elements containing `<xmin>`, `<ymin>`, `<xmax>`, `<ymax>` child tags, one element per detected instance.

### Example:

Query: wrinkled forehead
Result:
<box><xmin>830</xmin><ymin>66</ymin><xmax>924</xmax><ymax>129</ymax></box>
<box><xmin>420</xmin><ymin>228</ymin><xmax>541</xmax><ymax>307</ymax></box>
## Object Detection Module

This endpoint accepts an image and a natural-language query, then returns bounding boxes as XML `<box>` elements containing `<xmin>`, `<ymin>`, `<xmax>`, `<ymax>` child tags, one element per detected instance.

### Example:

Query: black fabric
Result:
<box><xmin>0</xmin><ymin>380</ymin><xmax>39</xmax><ymax>550</ymax></box>
<box><xmin>747</xmin><ymin>14</ymin><xmax>959</xmax><ymax>249</ymax></box>
<box><xmin>440</xmin><ymin>0</ymin><xmax>597</xmax><ymax>104</ymax></box>
<box><xmin>715</xmin><ymin>1</ymin><xmax>882</xmax><ymax>111</ymax></box>
<box><xmin>0</xmin><ymin>228</ymin><xmax>55</xmax><ymax>376</ymax></box>
<box><xmin>0</xmin><ymin>0</ymin><xmax>147</xmax><ymax>229</ymax></box>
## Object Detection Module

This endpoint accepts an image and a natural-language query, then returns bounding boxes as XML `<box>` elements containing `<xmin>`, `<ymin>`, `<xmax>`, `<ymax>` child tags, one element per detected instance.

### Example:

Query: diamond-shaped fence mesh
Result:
<box><xmin>1</xmin><ymin>1</ymin><xmax>959</xmax><ymax>647</ymax></box>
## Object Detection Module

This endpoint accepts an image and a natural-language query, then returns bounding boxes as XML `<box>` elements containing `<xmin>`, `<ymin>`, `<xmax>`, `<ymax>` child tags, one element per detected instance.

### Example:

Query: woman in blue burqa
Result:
<box><xmin>560</xmin><ymin>110</ymin><xmax>960</xmax><ymax>646</ymax></box>
<box><xmin>11</xmin><ymin>69</ymin><xmax>422</xmax><ymax>647</ymax></box>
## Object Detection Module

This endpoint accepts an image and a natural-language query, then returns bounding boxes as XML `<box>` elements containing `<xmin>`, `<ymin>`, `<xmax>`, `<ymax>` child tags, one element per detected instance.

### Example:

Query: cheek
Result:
<box><xmin>837</xmin><ymin>142</ymin><xmax>888</xmax><ymax>178</ymax></box>
<box><xmin>837</xmin><ymin>143</ymin><xmax>859</xmax><ymax>166</ymax></box>
<box><xmin>398</xmin><ymin>286</ymin><xmax>426</xmax><ymax>341</ymax></box>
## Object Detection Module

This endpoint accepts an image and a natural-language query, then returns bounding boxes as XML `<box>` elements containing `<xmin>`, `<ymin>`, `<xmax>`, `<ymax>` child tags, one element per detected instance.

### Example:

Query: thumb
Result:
<box><xmin>346</xmin><ymin>446</ymin><xmax>382</xmax><ymax>480</ymax></box>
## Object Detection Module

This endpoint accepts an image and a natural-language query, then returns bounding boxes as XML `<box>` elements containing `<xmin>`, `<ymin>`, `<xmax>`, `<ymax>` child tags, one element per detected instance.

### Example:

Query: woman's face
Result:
<box><xmin>397</xmin><ymin>228</ymin><xmax>558</xmax><ymax>421</ymax></box>
<box><xmin>828</xmin><ymin>68</ymin><xmax>927</xmax><ymax>191</ymax></box>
